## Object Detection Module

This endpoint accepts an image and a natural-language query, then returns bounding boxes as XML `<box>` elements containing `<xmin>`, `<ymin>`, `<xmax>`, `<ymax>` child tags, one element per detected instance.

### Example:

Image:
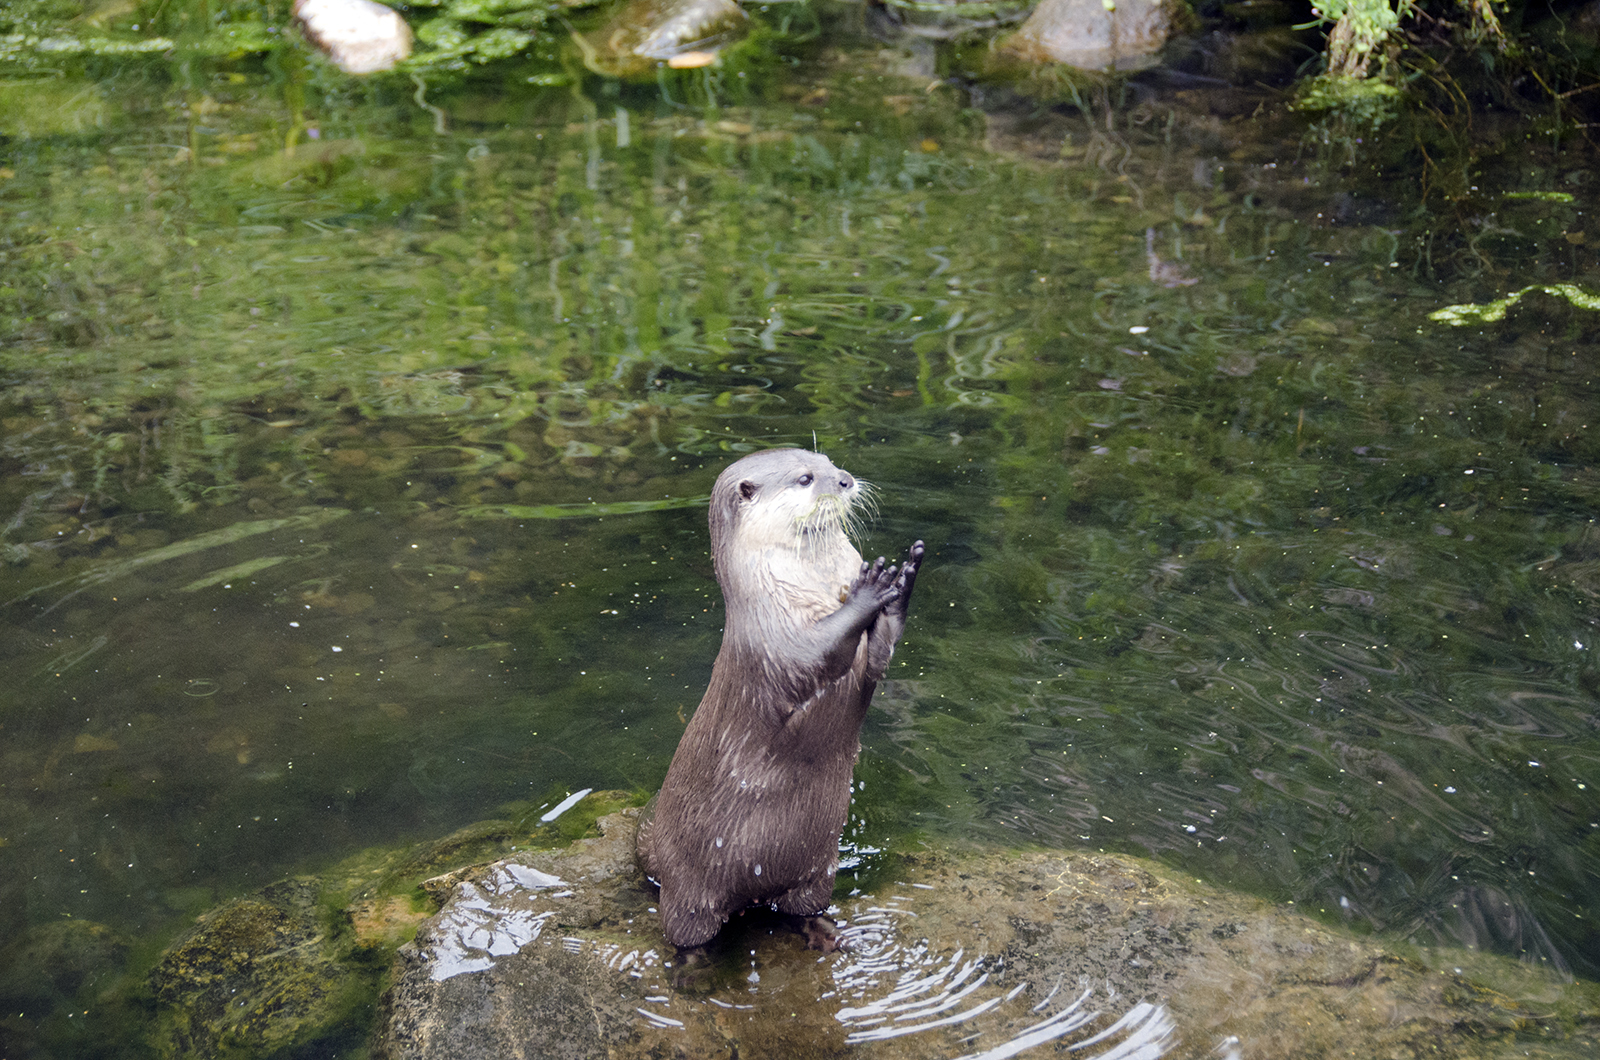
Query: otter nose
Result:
<box><xmin>840</xmin><ymin>474</ymin><xmax>854</xmax><ymax>491</ymax></box>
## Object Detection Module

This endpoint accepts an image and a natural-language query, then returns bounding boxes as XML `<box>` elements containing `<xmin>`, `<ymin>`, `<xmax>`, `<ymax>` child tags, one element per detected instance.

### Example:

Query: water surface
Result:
<box><xmin>2</xmin><ymin>41</ymin><xmax>1599</xmax><ymax>1055</ymax></box>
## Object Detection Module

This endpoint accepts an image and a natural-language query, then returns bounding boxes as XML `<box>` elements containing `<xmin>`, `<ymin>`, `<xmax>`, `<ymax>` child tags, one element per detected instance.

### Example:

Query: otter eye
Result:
<box><xmin>797</xmin><ymin>474</ymin><xmax>814</xmax><ymax>486</ymax></box>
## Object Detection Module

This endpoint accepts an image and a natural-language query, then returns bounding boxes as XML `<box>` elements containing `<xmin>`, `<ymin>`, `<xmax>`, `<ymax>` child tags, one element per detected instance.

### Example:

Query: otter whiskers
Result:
<box><xmin>794</xmin><ymin>482</ymin><xmax>875</xmax><ymax>551</ymax></box>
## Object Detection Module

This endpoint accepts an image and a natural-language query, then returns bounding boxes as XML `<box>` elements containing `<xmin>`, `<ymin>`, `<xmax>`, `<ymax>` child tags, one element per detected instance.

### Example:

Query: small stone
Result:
<box><xmin>294</xmin><ymin>0</ymin><xmax>413</xmax><ymax>74</ymax></box>
<box><xmin>667</xmin><ymin>50</ymin><xmax>718</xmax><ymax>68</ymax></box>
<box><xmin>1003</xmin><ymin>0</ymin><xmax>1175</xmax><ymax>71</ymax></box>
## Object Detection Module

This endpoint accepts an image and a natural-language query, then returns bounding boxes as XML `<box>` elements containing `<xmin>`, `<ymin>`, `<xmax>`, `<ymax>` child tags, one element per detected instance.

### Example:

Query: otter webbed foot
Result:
<box><xmin>658</xmin><ymin>889</ymin><xmax>726</xmax><ymax>951</ymax></box>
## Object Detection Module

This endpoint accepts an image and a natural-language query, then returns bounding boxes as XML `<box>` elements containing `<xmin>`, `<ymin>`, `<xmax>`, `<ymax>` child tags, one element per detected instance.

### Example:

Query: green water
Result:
<box><xmin>3</xmin><ymin>38</ymin><xmax>1600</xmax><ymax>1056</ymax></box>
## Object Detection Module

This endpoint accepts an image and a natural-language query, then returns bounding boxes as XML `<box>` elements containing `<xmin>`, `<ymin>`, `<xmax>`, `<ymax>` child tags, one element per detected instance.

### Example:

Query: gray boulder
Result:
<box><xmin>375</xmin><ymin>810</ymin><xmax>1600</xmax><ymax>1059</ymax></box>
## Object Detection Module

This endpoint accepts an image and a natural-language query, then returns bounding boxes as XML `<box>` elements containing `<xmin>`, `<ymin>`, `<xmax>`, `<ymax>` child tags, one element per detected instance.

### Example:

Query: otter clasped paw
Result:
<box><xmin>849</xmin><ymin>555</ymin><xmax>904</xmax><ymax>611</ymax></box>
<box><xmin>893</xmin><ymin>540</ymin><xmax>924</xmax><ymax>606</ymax></box>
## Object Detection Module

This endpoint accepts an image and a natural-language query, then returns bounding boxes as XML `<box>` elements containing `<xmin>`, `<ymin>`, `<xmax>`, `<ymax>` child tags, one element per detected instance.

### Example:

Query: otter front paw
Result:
<box><xmin>848</xmin><ymin>555</ymin><xmax>904</xmax><ymax>613</ymax></box>
<box><xmin>895</xmin><ymin>540</ymin><xmax>924</xmax><ymax>605</ymax></box>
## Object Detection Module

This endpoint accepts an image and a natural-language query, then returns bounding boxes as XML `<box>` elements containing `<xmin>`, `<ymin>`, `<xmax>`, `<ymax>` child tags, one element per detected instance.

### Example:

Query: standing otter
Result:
<box><xmin>636</xmin><ymin>449</ymin><xmax>924</xmax><ymax>949</ymax></box>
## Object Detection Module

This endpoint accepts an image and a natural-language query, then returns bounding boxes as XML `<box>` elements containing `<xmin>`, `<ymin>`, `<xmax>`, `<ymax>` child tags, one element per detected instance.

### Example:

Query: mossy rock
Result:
<box><xmin>145</xmin><ymin>878</ymin><xmax>373</xmax><ymax>1060</ymax></box>
<box><xmin>377</xmin><ymin>830</ymin><xmax>1600</xmax><ymax>1060</ymax></box>
<box><xmin>140</xmin><ymin>790</ymin><xmax>646</xmax><ymax>1059</ymax></box>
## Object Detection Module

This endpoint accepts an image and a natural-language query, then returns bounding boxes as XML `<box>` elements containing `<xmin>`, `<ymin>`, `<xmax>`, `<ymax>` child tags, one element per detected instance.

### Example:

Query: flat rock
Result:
<box><xmin>375</xmin><ymin>811</ymin><xmax>1600</xmax><ymax>1059</ymax></box>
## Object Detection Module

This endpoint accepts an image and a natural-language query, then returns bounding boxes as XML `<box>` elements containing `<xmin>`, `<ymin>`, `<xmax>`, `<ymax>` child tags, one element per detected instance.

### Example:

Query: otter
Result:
<box><xmin>636</xmin><ymin>448</ymin><xmax>924</xmax><ymax>950</ymax></box>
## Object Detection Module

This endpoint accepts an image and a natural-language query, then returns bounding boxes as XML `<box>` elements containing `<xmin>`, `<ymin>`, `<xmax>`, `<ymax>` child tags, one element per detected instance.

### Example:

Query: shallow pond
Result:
<box><xmin>2</xmin><ymin>29</ymin><xmax>1599</xmax><ymax>1056</ymax></box>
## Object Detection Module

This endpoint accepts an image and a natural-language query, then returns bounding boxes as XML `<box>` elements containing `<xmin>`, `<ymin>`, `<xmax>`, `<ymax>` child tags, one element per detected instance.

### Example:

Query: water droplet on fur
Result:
<box><xmin>753</xmin><ymin>864</ymin><xmax>762</xmax><ymax>876</ymax></box>
<box><xmin>715</xmin><ymin>837</ymin><xmax>724</xmax><ymax>848</ymax></box>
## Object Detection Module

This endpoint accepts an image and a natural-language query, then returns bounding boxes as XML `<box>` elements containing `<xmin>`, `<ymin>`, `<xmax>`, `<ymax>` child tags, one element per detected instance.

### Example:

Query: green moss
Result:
<box><xmin>144</xmin><ymin>880</ymin><xmax>375</xmax><ymax>1060</ymax></box>
<box><xmin>314</xmin><ymin>790</ymin><xmax>645</xmax><ymax>916</ymax></box>
<box><xmin>1392</xmin><ymin>941</ymin><xmax>1600</xmax><ymax>1038</ymax></box>
<box><xmin>1429</xmin><ymin>284</ymin><xmax>1600</xmax><ymax>326</ymax></box>
<box><xmin>1292</xmin><ymin>70</ymin><xmax>1403</xmax><ymax>126</ymax></box>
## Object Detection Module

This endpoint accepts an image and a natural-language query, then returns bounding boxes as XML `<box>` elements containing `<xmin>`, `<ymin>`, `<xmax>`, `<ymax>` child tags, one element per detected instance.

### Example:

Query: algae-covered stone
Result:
<box><xmin>137</xmin><ymin>793</ymin><xmax>643</xmax><ymax>1059</ymax></box>
<box><xmin>146</xmin><ymin>878</ymin><xmax>371</xmax><ymax>1059</ymax></box>
<box><xmin>133</xmin><ymin>800</ymin><xmax>1600</xmax><ymax>1060</ymax></box>
<box><xmin>583</xmin><ymin>0</ymin><xmax>747</xmax><ymax>77</ymax></box>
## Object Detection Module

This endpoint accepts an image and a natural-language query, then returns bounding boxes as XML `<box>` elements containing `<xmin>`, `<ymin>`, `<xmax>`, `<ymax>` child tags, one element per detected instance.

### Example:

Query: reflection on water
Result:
<box><xmin>830</xmin><ymin>898</ymin><xmax>1173</xmax><ymax>1058</ymax></box>
<box><xmin>3</xmin><ymin>37</ymin><xmax>1600</xmax><ymax>1055</ymax></box>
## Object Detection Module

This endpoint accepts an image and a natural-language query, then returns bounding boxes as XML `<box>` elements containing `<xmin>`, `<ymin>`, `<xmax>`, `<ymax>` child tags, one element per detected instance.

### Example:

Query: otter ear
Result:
<box><xmin>739</xmin><ymin>480</ymin><xmax>759</xmax><ymax>502</ymax></box>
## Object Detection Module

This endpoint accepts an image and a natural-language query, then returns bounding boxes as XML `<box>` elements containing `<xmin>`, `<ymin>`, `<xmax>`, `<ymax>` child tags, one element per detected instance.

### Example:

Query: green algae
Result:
<box><xmin>1428</xmin><ymin>283</ymin><xmax>1600</xmax><ymax>326</ymax></box>
<box><xmin>146</xmin><ymin>879</ymin><xmax>370</xmax><ymax>1060</ymax></box>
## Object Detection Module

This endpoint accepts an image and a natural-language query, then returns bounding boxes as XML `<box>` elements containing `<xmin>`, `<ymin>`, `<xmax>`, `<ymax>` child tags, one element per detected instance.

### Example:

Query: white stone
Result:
<box><xmin>294</xmin><ymin>0</ymin><xmax>413</xmax><ymax>75</ymax></box>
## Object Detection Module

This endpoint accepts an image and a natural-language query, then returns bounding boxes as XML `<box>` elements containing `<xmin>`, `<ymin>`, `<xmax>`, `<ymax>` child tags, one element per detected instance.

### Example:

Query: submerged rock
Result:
<box><xmin>1003</xmin><ymin>0</ymin><xmax>1175</xmax><ymax>71</ymax></box>
<box><xmin>146</xmin><ymin>878</ymin><xmax>372</xmax><ymax>1059</ymax></box>
<box><xmin>586</xmin><ymin>0</ymin><xmax>747</xmax><ymax>77</ymax></box>
<box><xmin>375</xmin><ymin>811</ymin><xmax>1600</xmax><ymax>1060</ymax></box>
<box><xmin>294</xmin><ymin>0</ymin><xmax>414</xmax><ymax>74</ymax></box>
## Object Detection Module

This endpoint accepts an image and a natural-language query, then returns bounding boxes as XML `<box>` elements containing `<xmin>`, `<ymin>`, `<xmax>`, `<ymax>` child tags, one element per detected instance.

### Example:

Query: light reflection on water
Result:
<box><xmin>828</xmin><ymin>898</ymin><xmax>1173</xmax><ymax>1059</ymax></box>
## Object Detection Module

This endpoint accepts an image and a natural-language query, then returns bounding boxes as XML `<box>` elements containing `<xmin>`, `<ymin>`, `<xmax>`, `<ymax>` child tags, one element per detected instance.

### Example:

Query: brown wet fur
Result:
<box><xmin>635</xmin><ymin>449</ymin><xmax>923</xmax><ymax>949</ymax></box>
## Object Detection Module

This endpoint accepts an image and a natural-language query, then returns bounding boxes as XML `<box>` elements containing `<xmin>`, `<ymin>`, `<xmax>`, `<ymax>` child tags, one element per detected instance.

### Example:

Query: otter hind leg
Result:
<box><xmin>659</xmin><ymin>889</ymin><xmax>728</xmax><ymax>949</ymax></box>
<box><xmin>773</xmin><ymin>874</ymin><xmax>835</xmax><ymax>918</ymax></box>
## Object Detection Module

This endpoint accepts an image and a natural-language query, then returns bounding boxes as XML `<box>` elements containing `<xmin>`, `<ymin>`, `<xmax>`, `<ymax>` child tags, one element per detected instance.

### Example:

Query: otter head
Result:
<box><xmin>709</xmin><ymin>449</ymin><xmax>867</xmax><ymax>586</ymax></box>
